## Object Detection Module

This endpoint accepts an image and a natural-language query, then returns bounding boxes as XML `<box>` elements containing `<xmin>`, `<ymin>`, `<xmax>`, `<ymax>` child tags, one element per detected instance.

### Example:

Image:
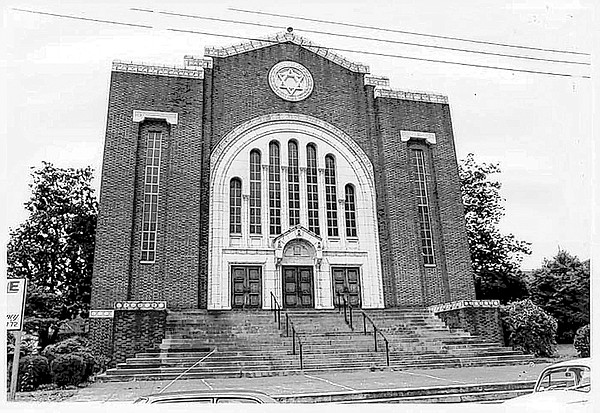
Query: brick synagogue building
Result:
<box><xmin>90</xmin><ymin>31</ymin><xmax>527</xmax><ymax>376</ymax></box>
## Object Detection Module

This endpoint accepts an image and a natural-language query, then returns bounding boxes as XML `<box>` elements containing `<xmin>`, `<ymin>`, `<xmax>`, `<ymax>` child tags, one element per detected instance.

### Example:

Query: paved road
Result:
<box><xmin>68</xmin><ymin>363</ymin><xmax>549</xmax><ymax>402</ymax></box>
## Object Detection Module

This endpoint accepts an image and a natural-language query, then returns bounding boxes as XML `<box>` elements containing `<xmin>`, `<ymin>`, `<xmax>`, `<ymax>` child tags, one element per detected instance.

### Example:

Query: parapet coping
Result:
<box><xmin>112</xmin><ymin>60</ymin><xmax>204</xmax><ymax>79</ymax></box>
<box><xmin>429</xmin><ymin>299</ymin><xmax>501</xmax><ymax>313</ymax></box>
<box><xmin>375</xmin><ymin>87</ymin><xmax>448</xmax><ymax>104</ymax></box>
<box><xmin>205</xmin><ymin>31</ymin><xmax>370</xmax><ymax>74</ymax></box>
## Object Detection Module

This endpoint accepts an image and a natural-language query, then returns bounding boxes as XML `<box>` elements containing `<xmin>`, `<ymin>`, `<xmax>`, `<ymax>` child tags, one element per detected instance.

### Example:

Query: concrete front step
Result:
<box><xmin>100</xmin><ymin>357</ymin><xmax>536</xmax><ymax>382</ymax></box>
<box><xmin>277</xmin><ymin>381</ymin><xmax>536</xmax><ymax>404</ymax></box>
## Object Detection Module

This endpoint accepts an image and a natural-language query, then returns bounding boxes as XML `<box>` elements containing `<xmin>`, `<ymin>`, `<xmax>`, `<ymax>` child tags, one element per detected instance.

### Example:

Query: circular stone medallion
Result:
<box><xmin>268</xmin><ymin>61</ymin><xmax>314</xmax><ymax>102</ymax></box>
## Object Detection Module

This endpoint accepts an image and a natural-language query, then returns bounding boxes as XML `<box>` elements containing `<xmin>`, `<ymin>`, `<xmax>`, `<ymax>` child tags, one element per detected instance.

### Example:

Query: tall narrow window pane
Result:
<box><xmin>249</xmin><ymin>150</ymin><xmax>262</xmax><ymax>234</ymax></box>
<box><xmin>306</xmin><ymin>144</ymin><xmax>320</xmax><ymax>235</ymax></box>
<box><xmin>269</xmin><ymin>141</ymin><xmax>281</xmax><ymax>235</ymax></box>
<box><xmin>411</xmin><ymin>149</ymin><xmax>435</xmax><ymax>265</ymax></box>
<box><xmin>345</xmin><ymin>185</ymin><xmax>357</xmax><ymax>237</ymax></box>
<box><xmin>230</xmin><ymin>178</ymin><xmax>242</xmax><ymax>234</ymax></box>
<box><xmin>141</xmin><ymin>131</ymin><xmax>162</xmax><ymax>262</ymax></box>
<box><xmin>288</xmin><ymin>141</ymin><xmax>300</xmax><ymax>226</ymax></box>
<box><xmin>325</xmin><ymin>155</ymin><xmax>339</xmax><ymax>237</ymax></box>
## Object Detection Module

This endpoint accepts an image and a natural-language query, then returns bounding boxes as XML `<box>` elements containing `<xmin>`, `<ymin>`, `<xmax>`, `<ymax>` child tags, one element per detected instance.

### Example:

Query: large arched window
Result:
<box><xmin>288</xmin><ymin>140</ymin><xmax>300</xmax><ymax>226</ymax></box>
<box><xmin>249</xmin><ymin>149</ymin><xmax>262</xmax><ymax>234</ymax></box>
<box><xmin>325</xmin><ymin>155</ymin><xmax>339</xmax><ymax>237</ymax></box>
<box><xmin>229</xmin><ymin>178</ymin><xmax>242</xmax><ymax>234</ymax></box>
<box><xmin>344</xmin><ymin>184</ymin><xmax>357</xmax><ymax>237</ymax></box>
<box><xmin>269</xmin><ymin>141</ymin><xmax>281</xmax><ymax>235</ymax></box>
<box><xmin>306</xmin><ymin>144</ymin><xmax>320</xmax><ymax>235</ymax></box>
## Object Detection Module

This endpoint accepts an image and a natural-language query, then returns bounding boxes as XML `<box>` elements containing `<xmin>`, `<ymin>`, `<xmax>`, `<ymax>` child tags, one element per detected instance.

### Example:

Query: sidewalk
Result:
<box><xmin>67</xmin><ymin>362</ymin><xmax>549</xmax><ymax>402</ymax></box>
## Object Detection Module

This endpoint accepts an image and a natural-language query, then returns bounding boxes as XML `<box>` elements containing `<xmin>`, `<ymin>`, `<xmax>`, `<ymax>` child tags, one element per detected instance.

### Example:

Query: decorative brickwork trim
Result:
<box><xmin>400</xmin><ymin>130</ymin><xmax>437</xmax><ymax>145</ymax></box>
<box><xmin>183</xmin><ymin>55</ymin><xmax>213</xmax><ymax>68</ymax></box>
<box><xmin>375</xmin><ymin>88</ymin><xmax>448</xmax><ymax>104</ymax></box>
<box><xmin>114</xmin><ymin>300</ymin><xmax>167</xmax><ymax>310</ymax></box>
<box><xmin>89</xmin><ymin>318</ymin><xmax>114</xmax><ymax>364</ymax></box>
<box><xmin>429</xmin><ymin>299</ymin><xmax>500</xmax><ymax>313</ymax></box>
<box><xmin>89</xmin><ymin>309</ymin><xmax>114</xmax><ymax>318</ymax></box>
<box><xmin>112</xmin><ymin>310</ymin><xmax>167</xmax><ymax>364</ymax></box>
<box><xmin>364</xmin><ymin>76</ymin><xmax>390</xmax><ymax>87</ymax></box>
<box><xmin>112</xmin><ymin>61</ymin><xmax>204</xmax><ymax>79</ymax></box>
<box><xmin>205</xmin><ymin>31</ymin><xmax>369</xmax><ymax>73</ymax></box>
<box><xmin>133</xmin><ymin>110</ymin><xmax>178</xmax><ymax>125</ymax></box>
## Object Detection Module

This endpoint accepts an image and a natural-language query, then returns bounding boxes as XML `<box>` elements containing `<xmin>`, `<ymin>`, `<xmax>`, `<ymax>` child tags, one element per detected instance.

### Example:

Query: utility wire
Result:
<box><xmin>12</xmin><ymin>8</ymin><xmax>590</xmax><ymax>79</ymax></box>
<box><xmin>12</xmin><ymin>7</ymin><xmax>153</xmax><ymax>29</ymax></box>
<box><xmin>169</xmin><ymin>28</ymin><xmax>590</xmax><ymax>79</ymax></box>
<box><xmin>230</xmin><ymin>7</ymin><xmax>590</xmax><ymax>57</ymax></box>
<box><xmin>135</xmin><ymin>8</ymin><xmax>588</xmax><ymax>66</ymax></box>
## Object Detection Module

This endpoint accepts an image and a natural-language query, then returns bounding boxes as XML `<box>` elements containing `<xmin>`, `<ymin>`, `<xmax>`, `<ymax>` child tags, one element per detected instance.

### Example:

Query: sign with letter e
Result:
<box><xmin>6</xmin><ymin>279</ymin><xmax>27</xmax><ymax>331</ymax></box>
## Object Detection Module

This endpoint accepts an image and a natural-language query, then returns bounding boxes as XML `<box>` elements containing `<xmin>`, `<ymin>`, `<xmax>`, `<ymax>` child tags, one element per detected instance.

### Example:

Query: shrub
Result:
<box><xmin>17</xmin><ymin>355</ymin><xmax>51</xmax><ymax>391</ymax></box>
<box><xmin>42</xmin><ymin>336</ymin><xmax>89</xmax><ymax>362</ymax></box>
<box><xmin>43</xmin><ymin>336</ymin><xmax>96</xmax><ymax>382</ymax></box>
<box><xmin>51</xmin><ymin>354</ymin><xmax>86</xmax><ymax>387</ymax></box>
<box><xmin>501</xmin><ymin>299</ymin><xmax>557</xmax><ymax>357</ymax></box>
<box><xmin>573</xmin><ymin>324</ymin><xmax>590</xmax><ymax>358</ymax></box>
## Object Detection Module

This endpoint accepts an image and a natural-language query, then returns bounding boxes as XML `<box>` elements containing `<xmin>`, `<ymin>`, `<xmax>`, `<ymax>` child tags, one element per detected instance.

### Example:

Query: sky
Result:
<box><xmin>1</xmin><ymin>0</ymin><xmax>594</xmax><ymax>270</ymax></box>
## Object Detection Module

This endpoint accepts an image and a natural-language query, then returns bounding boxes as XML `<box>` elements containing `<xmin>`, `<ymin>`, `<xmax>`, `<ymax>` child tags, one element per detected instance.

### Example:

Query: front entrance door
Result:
<box><xmin>332</xmin><ymin>267</ymin><xmax>361</xmax><ymax>307</ymax></box>
<box><xmin>231</xmin><ymin>266</ymin><xmax>262</xmax><ymax>309</ymax></box>
<box><xmin>283</xmin><ymin>266</ymin><xmax>314</xmax><ymax>308</ymax></box>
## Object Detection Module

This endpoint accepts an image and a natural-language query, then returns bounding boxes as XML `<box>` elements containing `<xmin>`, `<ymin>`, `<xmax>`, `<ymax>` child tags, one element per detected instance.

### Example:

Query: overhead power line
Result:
<box><xmin>168</xmin><ymin>27</ymin><xmax>590</xmax><ymax>79</ymax></box>
<box><xmin>229</xmin><ymin>7</ymin><xmax>591</xmax><ymax>57</ymax></box>
<box><xmin>12</xmin><ymin>8</ymin><xmax>590</xmax><ymax>79</ymax></box>
<box><xmin>133</xmin><ymin>8</ymin><xmax>589</xmax><ymax>66</ymax></box>
<box><xmin>13</xmin><ymin>7</ymin><xmax>152</xmax><ymax>29</ymax></box>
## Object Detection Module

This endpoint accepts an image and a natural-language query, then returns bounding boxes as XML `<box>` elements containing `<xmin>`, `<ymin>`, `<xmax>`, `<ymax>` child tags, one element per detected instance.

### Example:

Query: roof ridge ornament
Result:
<box><xmin>205</xmin><ymin>31</ymin><xmax>369</xmax><ymax>74</ymax></box>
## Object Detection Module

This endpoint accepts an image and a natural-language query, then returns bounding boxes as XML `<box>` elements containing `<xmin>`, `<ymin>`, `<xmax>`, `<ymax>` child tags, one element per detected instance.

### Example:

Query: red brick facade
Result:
<box><xmin>90</xmin><ymin>35</ymin><xmax>477</xmax><ymax>357</ymax></box>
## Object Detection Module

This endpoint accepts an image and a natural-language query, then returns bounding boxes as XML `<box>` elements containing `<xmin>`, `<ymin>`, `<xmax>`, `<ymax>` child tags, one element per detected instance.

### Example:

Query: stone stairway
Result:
<box><xmin>100</xmin><ymin>308</ymin><xmax>534</xmax><ymax>381</ymax></box>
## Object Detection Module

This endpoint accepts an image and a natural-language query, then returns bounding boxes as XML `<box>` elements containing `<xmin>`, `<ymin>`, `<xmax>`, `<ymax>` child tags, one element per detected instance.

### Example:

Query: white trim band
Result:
<box><xmin>114</xmin><ymin>301</ymin><xmax>167</xmax><ymax>310</ymax></box>
<box><xmin>429</xmin><ymin>300</ymin><xmax>501</xmax><ymax>313</ymax></box>
<box><xmin>133</xmin><ymin>110</ymin><xmax>178</xmax><ymax>125</ymax></box>
<box><xmin>400</xmin><ymin>130</ymin><xmax>437</xmax><ymax>145</ymax></box>
<box><xmin>89</xmin><ymin>310</ymin><xmax>115</xmax><ymax>318</ymax></box>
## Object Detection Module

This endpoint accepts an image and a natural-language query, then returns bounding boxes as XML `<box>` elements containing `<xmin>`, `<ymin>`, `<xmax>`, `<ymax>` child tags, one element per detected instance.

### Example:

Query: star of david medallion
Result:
<box><xmin>268</xmin><ymin>61</ymin><xmax>314</xmax><ymax>102</ymax></box>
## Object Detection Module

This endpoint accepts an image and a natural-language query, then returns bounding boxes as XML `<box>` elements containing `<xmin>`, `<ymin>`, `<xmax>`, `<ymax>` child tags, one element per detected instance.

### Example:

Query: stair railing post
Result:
<box><xmin>343</xmin><ymin>298</ymin><xmax>347</xmax><ymax>324</ymax></box>
<box><xmin>385</xmin><ymin>339</ymin><xmax>390</xmax><ymax>367</ymax></box>
<box><xmin>349</xmin><ymin>305</ymin><xmax>353</xmax><ymax>330</ymax></box>
<box><xmin>292</xmin><ymin>328</ymin><xmax>296</xmax><ymax>355</ymax></box>
<box><xmin>299</xmin><ymin>342</ymin><xmax>303</xmax><ymax>370</ymax></box>
<box><xmin>277</xmin><ymin>307</ymin><xmax>281</xmax><ymax>330</ymax></box>
<box><xmin>363</xmin><ymin>313</ymin><xmax>367</xmax><ymax>335</ymax></box>
<box><xmin>286</xmin><ymin>314</ymin><xmax>289</xmax><ymax>337</ymax></box>
<box><xmin>374</xmin><ymin>326</ymin><xmax>378</xmax><ymax>352</ymax></box>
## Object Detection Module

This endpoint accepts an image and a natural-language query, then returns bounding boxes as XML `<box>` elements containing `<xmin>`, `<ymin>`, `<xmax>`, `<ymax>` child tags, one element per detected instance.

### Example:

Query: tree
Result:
<box><xmin>7</xmin><ymin>162</ymin><xmax>97</xmax><ymax>348</ymax></box>
<box><xmin>459</xmin><ymin>154</ymin><xmax>531</xmax><ymax>302</ymax></box>
<box><xmin>527</xmin><ymin>250</ymin><xmax>590</xmax><ymax>343</ymax></box>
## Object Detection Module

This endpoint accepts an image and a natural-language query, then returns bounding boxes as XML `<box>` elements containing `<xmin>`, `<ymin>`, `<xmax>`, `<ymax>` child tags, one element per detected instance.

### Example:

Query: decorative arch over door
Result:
<box><xmin>207</xmin><ymin>113</ymin><xmax>384</xmax><ymax>310</ymax></box>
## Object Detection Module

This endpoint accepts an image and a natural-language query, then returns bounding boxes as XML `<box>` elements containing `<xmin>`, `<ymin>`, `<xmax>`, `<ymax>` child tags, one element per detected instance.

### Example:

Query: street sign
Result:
<box><xmin>6</xmin><ymin>279</ymin><xmax>27</xmax><ymax>331</ymax></box>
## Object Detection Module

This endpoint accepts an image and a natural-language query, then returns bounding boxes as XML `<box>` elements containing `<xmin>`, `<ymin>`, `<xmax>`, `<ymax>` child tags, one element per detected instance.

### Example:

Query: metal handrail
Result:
<box><xmin>269</xmin><ymin>292</ymin><xmax>304</xmax><ymax>369</ymax></box>
<box><xmin>336</xmin><ymin>292</ymin><xmax>389</xmax><ymax>367</ymax></box>
<box><xmin>361</xmin><ymin>311</ymin><xmax>390</xmax><ymax>367</ymax></box>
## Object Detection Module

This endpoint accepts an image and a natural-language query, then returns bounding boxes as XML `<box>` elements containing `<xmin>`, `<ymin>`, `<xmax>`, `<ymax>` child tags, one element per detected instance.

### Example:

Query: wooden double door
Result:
<box><xmin>332</xmin><ymin>267</ymin><xmax>361</xmax><ymax>307</ymax></box>
<box><xmin>283</xmin><ymin>266</ymin><xmax>314</xmax><ymax>308</ymax></box>
<box><xmin>231</xmin><ymin>266</ymin><xmax>262</xmax><ymax>309</ymax></box>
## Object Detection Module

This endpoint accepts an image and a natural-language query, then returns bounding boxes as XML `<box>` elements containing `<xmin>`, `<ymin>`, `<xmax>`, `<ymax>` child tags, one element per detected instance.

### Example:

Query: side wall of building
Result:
<box><xmin>373</xmin><ymin>98</ymin><xmax>475</xmax><ymax>305</ymax></box>
<box><xmin>90</xmin><ymin>71</ymin><xmax>205</xmax><ymax>311</ymax></box>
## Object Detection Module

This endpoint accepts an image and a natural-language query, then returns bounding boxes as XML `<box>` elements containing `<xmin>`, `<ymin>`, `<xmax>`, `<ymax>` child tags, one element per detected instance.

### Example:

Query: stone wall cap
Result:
<box><xmin>205</xmin><ymin>31</ymin><xmax>369</xmax><ymax>74</ymax></box>
<box><xmin>375</xmin><ymin>87</ymin><xmax>448</xmax><ymax>104</ymax></box>
<box><xmin>112</xmin><ymin>60</ymin><xmax>204</xmax><ymax>79</ymax></box>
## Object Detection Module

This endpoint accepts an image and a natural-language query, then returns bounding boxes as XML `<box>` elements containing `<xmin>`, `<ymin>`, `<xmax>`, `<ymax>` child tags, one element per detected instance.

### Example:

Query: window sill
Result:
<box><xmin>424</xmin><ymin>264</ymin><xmax>437</xmax><ymax>268</ymax></box>
<box><xmin>140</xmin><ymin>260</ymin><xmax>156</xmax><ymax>265</ymax></box>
